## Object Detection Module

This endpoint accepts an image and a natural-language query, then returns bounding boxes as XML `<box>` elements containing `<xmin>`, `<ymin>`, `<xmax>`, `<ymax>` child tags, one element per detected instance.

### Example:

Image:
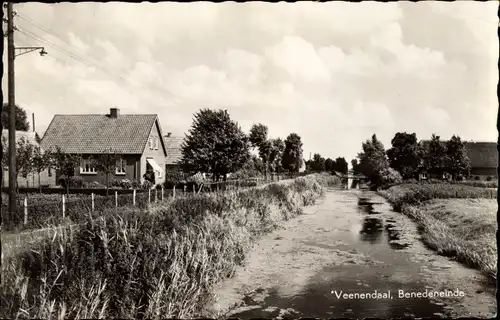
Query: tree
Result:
<box><xmin>2</xmin><ymin>103</ymin><xmax>30</xmax><ymax>131</ymax></box>
<box><xmin>334</xmin><ymin>157</ymin><xmax>348</xmax><ymax>174</ymax></box>
<box><xmin>269</xmin><ymin>138</ymin><xmax>285</xmax><ymax>175</ymax></box>
<box><xmin>357</xmin><ymin>134</ymin><xmax>389</xmax><ymax>187</ymax></box>
<box><xmin>422</xmin><ymin>134</ymin><xmax>446</xmax><ymax>178</ymax></box>
<box><xmin>351</xmin><ymin>159</ymin><xmax>360</xmax><ymax>175</ymax></box>
<box><xmin>51</xmin><ymin>146</ymin><xmax>82</xmax><ymax>195</ymax></box>
<box><xmin>180</xmin><ymin>109</ymin><xmax>250</xmax><ymax>182</ymax></box>
<box><xmin>92</xmin><ymin>148</ymin><xmax>121</xmax><ymax>195</ymax></box>
<box><xmin>249</xmin><ymin>123</ymin><xmax>273</xmax><ymax>180</ymax></box>
<box><xmin>17</xmin><ymin>137</ymin><xmax>36</xmax><ymax>189</ymax></box>
<box><xmin>31</xmin><ymin>145</ymin><xmax>52</xmax><ymax>193</ymax></box>
<box><xmin>281</xmin><ymin>133</ymin><xmax>303</xmax><ymax>173</ymax></box>
<box><xmin>2</xmin><ymin>135</ymin><xmax>35</xmax><ymax>191</ymax></box>
<box><xmin>309</xmin><ymin>153</ymin><xmax>326</xmax><ymax>172</ymax></box>
<box><xmin>445</xmin><ymin>135</ymin><xmax>471</xmax><ymax>180</ymax></box>
<box><xmin>386</xmin><ymin>132</ymin><xmax>422</xmax><ymax>179</ymax></box>
<box><xmin>325</xmin><ymin>158</ymin><xmax>335</xmax><ymax>172</ymax></box>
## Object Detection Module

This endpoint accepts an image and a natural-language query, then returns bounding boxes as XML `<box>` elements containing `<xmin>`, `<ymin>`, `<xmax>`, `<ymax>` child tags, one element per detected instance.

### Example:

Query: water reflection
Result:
<box><xmin>357</xmin><ymin>198</ymin><xmax>381</xmax><ymax>215</ymax></box>
<box><xmin>359</xmin><ymin>217</ymin><xmax>384</xmax><ymax>243</ymax></box>
<box><xmin>357</xmin><ymin>198</ymin><xmax>410</xmax><ymax>250</ymax></box>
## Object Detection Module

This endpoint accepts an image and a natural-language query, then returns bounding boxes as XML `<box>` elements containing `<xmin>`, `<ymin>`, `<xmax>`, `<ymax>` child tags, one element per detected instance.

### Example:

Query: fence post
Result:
<box><xmin>115</xmin><ymin>191</ymin><xmax>118</xmax><ymax>207</ymax></box>
<box><xmin>24</xmin><ymin>197</ymin><xmax>28</xmax><ymax>225</ymax></box>
<box><xmin>133</xmin><ymin>189</ymin><xmax>136</xmax><ymax>206</ymax></box>
<box><xmin>62</xmin><ymin>194</ymin><xmax>66</xmax><ymax>219</ymax></box>
<box><xmin>161</xmin><ymin>186</ymin><xmax>164</xmax><ymax>201</ymax></box>
<box><xmin>193</xmin><ymin>184</ymin><xmax>195</xmax><ymax>195</ymax></box>
<box><xmin>91</xmin><ymin>193</ymin><xmax>95</xmax><ymax>212</ymax></box>
<box><xmin>148</xmin><ymin>188</ymin><xmax>151</xmax><ymax>205</ymax></box>
<box><xmin>173</xmin><ymin>186</ymin><xmax>176</xmax><ymax>199</ymax></box>
<box><xmin>155</xmin><ymin>189</ymin><xmax>158</xmax><ymax>202</ymax></box>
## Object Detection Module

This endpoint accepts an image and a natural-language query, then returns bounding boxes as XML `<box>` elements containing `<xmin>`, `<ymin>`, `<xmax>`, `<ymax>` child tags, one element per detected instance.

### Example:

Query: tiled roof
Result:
<box><xmin>164</xmin><ymin>136</ymin><xmax>184</xmax><ymax>164</ymax></box>
<box><xmin>420</xmin><ymin>139</ymin><xmax>497</xmax><ymax>169</ymax></box>
<box><xmin>464</xmin><ymin>142</ymin><xmax>497</xmax><ymax>169</ymax></box>
<box><xmin>40</xmin><ymin>114</ymin><xmax>158</xmax><ymax>154</ymax></box>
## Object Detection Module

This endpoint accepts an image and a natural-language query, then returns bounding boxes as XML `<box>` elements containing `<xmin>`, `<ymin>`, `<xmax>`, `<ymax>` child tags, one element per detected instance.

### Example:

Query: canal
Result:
<box><xmin>207</xmin><ymin>189</ymin><xmax>496</xmax><ymax>319</ymax></box>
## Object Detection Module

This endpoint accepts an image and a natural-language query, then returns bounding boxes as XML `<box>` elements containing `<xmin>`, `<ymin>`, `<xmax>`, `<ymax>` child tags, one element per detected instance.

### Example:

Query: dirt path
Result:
<box><xmin>206</xmin><ymin>189</ymin><xmax>496</xmax><ymax>319</ymax></box>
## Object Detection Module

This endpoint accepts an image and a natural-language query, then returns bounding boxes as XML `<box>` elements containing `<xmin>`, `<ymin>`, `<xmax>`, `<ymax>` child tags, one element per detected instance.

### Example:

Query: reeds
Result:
<box><xmin>1</xmin><ymin>174</ymin><xmax>339</xmax><ymax>319</ymax></box>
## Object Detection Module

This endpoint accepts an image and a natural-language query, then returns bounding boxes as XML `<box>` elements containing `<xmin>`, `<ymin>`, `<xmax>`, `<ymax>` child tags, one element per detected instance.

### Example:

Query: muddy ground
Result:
<box><xmin>205</xmin><ymin>189</ymin><xmax>496</xmax><ymax>319</ymax></box>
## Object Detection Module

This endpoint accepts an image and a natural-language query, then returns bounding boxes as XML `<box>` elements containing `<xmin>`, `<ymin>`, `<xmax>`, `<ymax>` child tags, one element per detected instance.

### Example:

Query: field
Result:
<box><xmin>380</xmin><ymin>183</ymin><xmax>497</xmax><ymax>280</ymax></box>
<box><xmin>0</xmin><ymin>173</ymin><xmax>340</xmax><ymax>319</ymax></box>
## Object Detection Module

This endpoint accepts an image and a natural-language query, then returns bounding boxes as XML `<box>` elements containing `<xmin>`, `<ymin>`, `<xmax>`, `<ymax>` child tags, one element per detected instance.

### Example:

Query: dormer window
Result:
<box><xmin>154</xmin><ymin>137</ymin><xmax>159</xmax><ymax>150</ymax></box>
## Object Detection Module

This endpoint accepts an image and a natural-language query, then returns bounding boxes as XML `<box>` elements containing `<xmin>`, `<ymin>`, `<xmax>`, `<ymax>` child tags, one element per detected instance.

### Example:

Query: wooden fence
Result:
<box><xmin>2</xmin><ymin>176</ymin><xmax>285</xmax><ymax>232</ymax></box>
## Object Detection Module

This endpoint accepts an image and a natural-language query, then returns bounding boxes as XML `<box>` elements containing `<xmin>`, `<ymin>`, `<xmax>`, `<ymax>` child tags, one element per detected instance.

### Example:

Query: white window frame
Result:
<box><xmin>148</xmin><ymin>138</ymin><xmax>154</xmax><ymax>150</ymax></box>
<box><xmin>116</xmin><ymin>158</ymin><xmax>126</xmax><ymax>175</ymax></box>
<box><xmin>80</xmin><ymin>158</ymin><xmax>97</xmax><ymax>175</ymax></box>
<box><xmin>154</xmin><ymin>137</ymin><xmax>159</xmax><ymax>150</ymax></box>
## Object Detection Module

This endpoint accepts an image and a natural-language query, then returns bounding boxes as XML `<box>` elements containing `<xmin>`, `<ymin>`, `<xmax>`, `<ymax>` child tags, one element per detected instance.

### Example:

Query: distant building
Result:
<box><xmin>418</xmin><ymin>139</ymin><xmax>497</xmax><ymax>181</ymax></box>
<box><xmin>41</xmin><ymin>108</ymin><xmax>167</xmax><ymax>186</ymax></box>
<box><xmin>163</xmin><ymin>133</ymin><xmax>183</xmax><ymax>172</ymax></box>
<box><xmin>2</xmin><ymin>129</ymin><xmax>56</xmax><ymax>188</ymax></box>
<box><xmin>464</xmin><ymin>141</ymin><xmax>497</xmax><ymax>180</ymax></box>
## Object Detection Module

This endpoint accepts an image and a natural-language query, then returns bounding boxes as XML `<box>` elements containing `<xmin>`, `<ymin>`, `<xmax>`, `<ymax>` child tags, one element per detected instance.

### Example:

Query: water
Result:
<box><xmin>226</xmin><ymin>191</ymin><xmax>458</xmax><ymax>319</ymax></box>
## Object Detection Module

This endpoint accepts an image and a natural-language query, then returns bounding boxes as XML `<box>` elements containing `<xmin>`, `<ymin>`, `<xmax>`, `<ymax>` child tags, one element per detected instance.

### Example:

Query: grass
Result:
<box><xmin>1</xmin><ymin>192</ymin><xmax>156</xmax><ymax>232</ymax></box>
<box><xmin>0</xmin><ymin>173</ymin><xmax>340</xmax><ymax>319</ymax></box>
<box><xmin>380</xmin><ymin>183</ymin><xmax>497</xmax><ymax>281</ymax></box>
<box><xmin>410</xmin><ymin>178</ymin><xmax>498</xmax><ymax>189</ymax></box>
<box><xmin>379</xmin><ymin>182</ymin><xmax>497</xmax><ymax>211</ymax></box>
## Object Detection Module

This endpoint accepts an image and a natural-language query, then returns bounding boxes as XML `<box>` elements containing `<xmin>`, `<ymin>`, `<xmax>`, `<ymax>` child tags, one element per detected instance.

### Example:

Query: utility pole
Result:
<box><xmin>4</xmin><ymin>3</ymin><xmax>47</xmax><ymax>218</ymax></box>
<box><xmin>7</xmin><ymin>2</ymin><xmax>17</xmax><ymax>219</ymax></box>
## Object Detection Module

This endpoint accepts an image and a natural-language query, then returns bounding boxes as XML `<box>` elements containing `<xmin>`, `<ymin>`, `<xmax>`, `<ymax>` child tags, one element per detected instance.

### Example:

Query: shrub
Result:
<box><xmin>379</xmin><ymin>167</ymin><xmax>403</xmax><ymax>187</ymax></box>
<box><xmin>141</xmin><ymin>180</ymin><xmax>153</xmax><ymax>190</ymax></box>
<box><xmin>486</xmin><ymin>176</ymin><xmax>493</xmax><ymax>181</ymax></box>
<box><xmin>474</xmin><ymin>176</ymin><xmax>480</xmax><ymax>181</ymax></box>
<box><xmin>111</xmin><ymin>179</ymin><xmax>133</xmax><ymax>189</ymax></box>
<box><xmin>84</xmin><ymin>181</ymin><xmax>106</xmax><ymax>189</ymax></box>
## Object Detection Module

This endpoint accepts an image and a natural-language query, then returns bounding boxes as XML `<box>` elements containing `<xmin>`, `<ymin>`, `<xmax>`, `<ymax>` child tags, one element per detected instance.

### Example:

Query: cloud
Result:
<box><xmin>265</xmin><ymin>36</ymin><xmax>331</xmax><ymax>83</ymax></box>
<box><xmin>7</xmin><ymin>1</ymin><xmax>498</xmax><ymax>162</ymax></box>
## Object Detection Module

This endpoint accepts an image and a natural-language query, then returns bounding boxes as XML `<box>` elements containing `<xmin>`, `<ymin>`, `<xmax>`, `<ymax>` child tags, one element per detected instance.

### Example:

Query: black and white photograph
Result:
<box><xmin>1</xmin><ymin>1</ymin><xmax>498</xmax><ymax>319</ymax></box>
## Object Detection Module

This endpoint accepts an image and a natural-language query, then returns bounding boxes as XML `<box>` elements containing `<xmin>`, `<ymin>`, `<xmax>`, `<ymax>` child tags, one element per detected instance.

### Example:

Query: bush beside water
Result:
<box><xmin>0</xmin><ymin>174</ymin><xmax>339</xmax><ymax>319</ymax></box>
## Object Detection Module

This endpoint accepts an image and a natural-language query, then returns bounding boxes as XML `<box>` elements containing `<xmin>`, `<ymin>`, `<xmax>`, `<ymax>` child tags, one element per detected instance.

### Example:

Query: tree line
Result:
<box><xmin>179</xmin><ymin>109</ymin><xmax>305</xmax><ymax>181</ymax></box>
<box><xmin>304</xmin><ymin>154</ymin><xmax>348</xmax><ymax>175</ymax></box>
<box><xmin>353</xmin><ymin>132</ymin><xmax>471</xmax><ymax>189</ymax></box>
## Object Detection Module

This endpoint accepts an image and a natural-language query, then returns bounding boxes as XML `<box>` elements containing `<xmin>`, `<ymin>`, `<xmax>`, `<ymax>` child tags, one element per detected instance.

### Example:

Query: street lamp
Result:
<box><xmin>15</xmin><ymin>46</ymin><xmax>48</xmax><ymax>58</ymax></box>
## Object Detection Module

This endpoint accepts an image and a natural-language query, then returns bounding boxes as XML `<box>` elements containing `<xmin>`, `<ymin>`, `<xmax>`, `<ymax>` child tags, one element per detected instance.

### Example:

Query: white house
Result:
<box><xmin>2</xmin><ymin>130</ymin><xmax>56</xmax><ymax>189</ymax></box>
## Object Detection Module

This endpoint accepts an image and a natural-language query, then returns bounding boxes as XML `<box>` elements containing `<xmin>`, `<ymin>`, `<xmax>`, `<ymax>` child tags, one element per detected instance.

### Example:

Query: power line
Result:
<box><xmin>16</xmin><ymin>13</ymin><xmax>133</xmax><ymax>79</ymax></box>
<box><xmin>15</xmin><ymin>14</ymin><xmax>182</xmax><ymax>100</ymax></box>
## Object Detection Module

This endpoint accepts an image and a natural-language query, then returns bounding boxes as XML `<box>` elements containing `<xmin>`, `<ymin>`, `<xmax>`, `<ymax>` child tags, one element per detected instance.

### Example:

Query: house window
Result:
<box><xmin>48</xmin><ymin>167</ymin><xmax>52</xmax><ymax>177</ymax></box>
<box><xmin>149</xmin><ymin>138</ymin><xmax>154</xmax><ymax>150</ymax></box>
<box><xmin>116</xmin><ymin>159</ymin><xmax>126</xmax><ymax>175</ymax></box>
<box><xmin>80</xmin><ymin>158</ymin><xmax>96</xmax><ymax>174</ymax></box>
<box><xmin>154</xmin><ymin>137</ymin><xmax>159</xmax><ymax>150</ymax></box>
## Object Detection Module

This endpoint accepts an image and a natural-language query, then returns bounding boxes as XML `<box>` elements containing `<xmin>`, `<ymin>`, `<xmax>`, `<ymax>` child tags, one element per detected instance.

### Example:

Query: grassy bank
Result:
<box><xmin>1</xmin><ymin>174</ymin><xmax>340</xmax><ymax>319</ymax></box>
<box><xmin>379</xmin><ymin>182</ymin><xmax>496</xmax><ymax>211</ymax></box>
<box><xmin>380</xmin><ymin>183</ymin><xmax>497</xmax><ymax>281</ymax></box>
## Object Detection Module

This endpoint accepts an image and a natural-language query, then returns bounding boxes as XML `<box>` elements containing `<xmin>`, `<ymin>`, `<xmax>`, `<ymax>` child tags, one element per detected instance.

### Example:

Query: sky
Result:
<box><xmin>2</xmin><ymin>1</ymin><xmax>499</xmax><ymax>163</ymax></box>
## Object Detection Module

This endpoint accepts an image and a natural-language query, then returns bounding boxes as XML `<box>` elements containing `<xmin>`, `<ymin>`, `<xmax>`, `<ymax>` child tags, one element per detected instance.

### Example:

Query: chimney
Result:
<box><xmin>166</xmin><ymin>132</ymin><xmax>172</xmax><ymax>137</ymax></box>
<box><xmin>110</xmin><ymin>108</ymin><xmax>120</xmax><ymax>118</ymax></box>
<box><xmin>32</xmin><ymin>113</ymin><xmax>35</xmax><ymax>132</ymax></box>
